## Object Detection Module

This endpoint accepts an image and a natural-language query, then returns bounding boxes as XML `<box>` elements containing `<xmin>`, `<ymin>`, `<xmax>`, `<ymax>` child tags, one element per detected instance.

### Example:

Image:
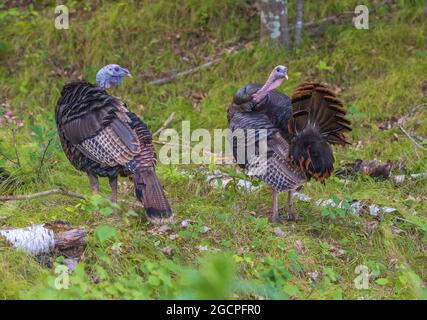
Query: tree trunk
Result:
<box><xmin>259</xmin><ymin>0</ymin><xmax>291</xmax><ymax>49</ymax></box>
<box><xmin>280</xmin><ymin>0</ymin><xmax>291</xmax><ymax>50</ymax></box>
<box><xmin>294</xmin><ymin>0</ymin><xmax>304</xmax><ymax>49</ymax></box>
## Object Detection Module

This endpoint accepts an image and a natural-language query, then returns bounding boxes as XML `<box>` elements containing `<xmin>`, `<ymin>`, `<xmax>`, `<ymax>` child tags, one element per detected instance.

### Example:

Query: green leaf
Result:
<box><xmin>95</xmin><ymin>225</ymin><xmax>117</xmax><ymax>242</ymax></box>
<box><xmin>321</xmin><ymin>207</ymin><xmax>330</xmax><ymax>217</ymax></box>
<box><xmin>331</xmin><ymin>195</ymin><xmax>340</xmax><ymax>205</ymax></box>
<box><xmin>333</xmin><ymin>288</ymin><xmax>343</xmax><ymax>300</ymax></box>
<box><xmin>337</xmin><ymin>208</ymin><xmax>346</xmax><ymax>218</ymax></box>
<box><xmin>283</xmin><ymin>283</ymin><xmax>300</xmax><ymax>297</ymax></box>
<box><xmin>126</xmin><ymin>210</ymin><xmax>139</xmax><ymax>217</ymax></box>
<box><xmin>323</xmin><ymin>267</ymin><xmax>338</xmax><ymax>282</ymax></box>
<box><xmin>90</xmin><ymin>194</ymin><xmax>105</xmax><ymax>206</ymax></box>
<box><xmin>316</xmin><ymin>60</ymin><xmax>333</xmax><ymax>71</ymax></box>
<box><xmin>288</xmin><ymin>250</ymin><xmax>298</xmax><ymax>262</ymax></box>
<box><xmin>375</xmin><ymin>278</ymin><xmax>389</xmax><ymax>286</ymax></box>
<box><xmin>99</xmin><ymin>207</ymin><xmax>114</xmax><ymax>216</ymax></box>
<box><xmin>148</xmin><ymin>275</ymin><xmax>160</xmax><ymax>286</ymax></box>
<box><xmin>95</xmin><ymin>265</ymin><xmax>108</xmax><ymax>280</ymax></box>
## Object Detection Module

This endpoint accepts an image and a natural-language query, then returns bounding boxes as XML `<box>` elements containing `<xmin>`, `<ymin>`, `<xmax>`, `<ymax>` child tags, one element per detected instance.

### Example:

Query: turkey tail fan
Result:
<box><xmin>134</xmin><ymin>168</ymin><xmax>173</xmax><ymax>224</ymax></box>
<box><xmin>288</xmin><ymin>81</ymin><xmax>352</xmax><ymax>145</ymax></box>
<box><xmin>287</xmin><ymin>82</ymin><xmax>351</xmax><ymax>182</ymax></box>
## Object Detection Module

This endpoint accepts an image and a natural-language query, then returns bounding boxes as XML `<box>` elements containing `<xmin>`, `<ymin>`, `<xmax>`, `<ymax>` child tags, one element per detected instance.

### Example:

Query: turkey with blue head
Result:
<box><xmin>228</xmin><ymin>66</ymin><xmax>351</xmax><ymax>222</ymax></box>
<box><xmin>55</xmin><ymin>64</ymin><xmax>173</xmax><ymax>224</ymax></box>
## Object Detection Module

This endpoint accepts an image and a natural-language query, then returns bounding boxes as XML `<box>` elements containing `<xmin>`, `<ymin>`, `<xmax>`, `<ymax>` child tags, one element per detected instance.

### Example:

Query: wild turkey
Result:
<box><xmin>227</xmin><ymin>65</ymin><xmax>351</xmax><ymax>222</ymax></box>
<box><xmin>55</xmin><ymin>64</ymin><xmax>172</xmax><ymax>223</ymax></box>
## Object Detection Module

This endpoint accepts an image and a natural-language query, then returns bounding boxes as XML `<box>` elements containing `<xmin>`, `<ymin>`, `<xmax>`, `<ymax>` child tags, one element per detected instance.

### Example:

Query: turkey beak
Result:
<box><xmin>276</xmin><ymin>73</ymin><xmax>288</xmax><ymax>81</ymax></box>
<box><xmin>122</xmin><ymin>68</ymin><xmax>132</xmax><ymax>77</ymax></box>
<box><xmin>282</xmin><ymin>68</ymin><xmax>289</xmax><ymax>80</ymax></box>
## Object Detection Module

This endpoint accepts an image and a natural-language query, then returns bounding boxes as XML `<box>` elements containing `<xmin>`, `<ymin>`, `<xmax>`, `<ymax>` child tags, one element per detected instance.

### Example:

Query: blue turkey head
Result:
<box><xmin>96</xmin><ymin>64</ymin><xmax>132</xmax><ymax>89</ymax></box>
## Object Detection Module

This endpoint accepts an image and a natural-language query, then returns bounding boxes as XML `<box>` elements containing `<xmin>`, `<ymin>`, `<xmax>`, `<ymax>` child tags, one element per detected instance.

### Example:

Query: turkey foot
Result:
<box><xmin>286</xmin><ymin>208</ymin><xmax>301</xmax><ymax>221</ymax></box>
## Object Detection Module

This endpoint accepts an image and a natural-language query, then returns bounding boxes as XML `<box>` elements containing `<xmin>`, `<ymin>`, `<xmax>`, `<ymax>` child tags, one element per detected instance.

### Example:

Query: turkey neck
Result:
<box><xmin>252</xmin><ymin>73</ymin><xmax>280</xmax><ymax>103</ymax></box>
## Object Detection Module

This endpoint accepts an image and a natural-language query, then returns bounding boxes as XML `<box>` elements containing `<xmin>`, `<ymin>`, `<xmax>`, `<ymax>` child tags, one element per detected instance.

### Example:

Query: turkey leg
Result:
<box><xmin>272</xmin><ymin>190</ymin><xmax>279</xmax><ymax>222</ymax></box>
<box><xmin>109</xmin><ymin>176</ymin><xmax>118</xmax><ymax>203</ymax></box>
<box><xmin>87</xmin><ymin>173</ymin><xmax>99</xmax><ymax>195</ymax></box>
<box><xmin>287</xmin><ymin>190</ymin><xmax>299</xmax><ymax>221</ymax></box>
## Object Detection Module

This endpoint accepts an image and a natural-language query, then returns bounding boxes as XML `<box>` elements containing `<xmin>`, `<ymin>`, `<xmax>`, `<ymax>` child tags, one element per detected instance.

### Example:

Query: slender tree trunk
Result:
<box><xmin>259</xmin><ymin>0</ymin><xmax>291</xmax><ymax>49</ymax></box>
<box><xmin>294</xmin><ymin>0</ymin><xmax>304</xmax><ymax>49</ymax></box>
<box><xmin>280</xmin><ymin>0</ymin><xmax>291</xmax><ymax>50</ymax></box>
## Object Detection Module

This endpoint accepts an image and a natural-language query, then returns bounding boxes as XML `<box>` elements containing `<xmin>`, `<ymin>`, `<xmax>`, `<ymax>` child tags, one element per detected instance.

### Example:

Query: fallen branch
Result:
<box><xmin>393</xmin><ymin>171</ymin><xmax>427</xmax><ymax>184</ymax></box>
<box><xmin>396</xmin><ymin>103</ymin><xmax>427</xmax><ymax>152</ymax></box>
<box><xmin>0</xmin><ymin>188</ymin><xmax>85</xmax><ymax>201</ymax></box>
<box><xmin>0</xmin><ymin>187</ymin><xmax>140</xmax><ymax>207</ymax></box>
<box><xmin>152</xmin><ymin>112</ymin><xmax>176</xmax><ymax>137</ymax></box>
<box><xmin>336</xmin><ymin>159</ymin><xmax>394</xmax><ymax>179</ymax></box>
<box><xmin>399</xmin><ymin>125</ymin><xmax>427</xmax><ymax>152</ymax></box>
<box><xmin>399</xmin><ymin>103</ymin><xmax>427</xmax><ymax>124</ymax></box>
<box><xmin>149</xmin><ymin>57</ymin><xmax>221</xmax><ymax>86</ymax></box>
<box><xmin>0</xmin><ymin>221</ymin><xmax>86</xmax><ymax>256</ymax></box>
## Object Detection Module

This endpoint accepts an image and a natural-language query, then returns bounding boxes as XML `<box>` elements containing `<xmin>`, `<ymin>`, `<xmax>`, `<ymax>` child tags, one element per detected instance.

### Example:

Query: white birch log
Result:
<box><xmin>0</xmin><ymin>223</ymin><xmax>86</xmax><ymax>256</ymax></box>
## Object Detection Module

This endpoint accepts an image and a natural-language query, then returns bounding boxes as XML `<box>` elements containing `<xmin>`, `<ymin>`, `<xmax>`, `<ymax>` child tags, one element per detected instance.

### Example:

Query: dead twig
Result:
<box><xmin>11</xmin><ymin>128</ymin><xmax>21</xmax><ymax>168</ymax></box>
<box><xmin>149</xmin><ymin>58</ymin><xmax>221</xmax><ymax>86</ymax></box>
<box><xmin>152</xmin><ymin>112</ymin><xmax>176</xmax><ymax>137</ymax></box>
<box><xmin>397</xmin><ymin>103</ymin><xmax>427</xmax><ymax>152</ymax></box>
<box><xmin>400</xmin><ymin>103</ymin><xmax>427</xmax><ymax>123</ymax></box>
<box><xmin>36</xmin><ymin>137</ymin><xmax>54</xmax><ymax>179</ymax></box>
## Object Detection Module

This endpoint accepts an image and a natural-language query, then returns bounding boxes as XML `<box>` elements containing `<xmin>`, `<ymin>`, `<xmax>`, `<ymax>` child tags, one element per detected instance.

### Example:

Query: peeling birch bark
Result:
<box><xmin>294</xmin><ymin>192</ymin><xmax>397</xmax><ymax>217</ymax></box>
<box><xmin>0</xmin><ymin>221</ymin><xmax>86</xmax><ymax>257</ymax></box>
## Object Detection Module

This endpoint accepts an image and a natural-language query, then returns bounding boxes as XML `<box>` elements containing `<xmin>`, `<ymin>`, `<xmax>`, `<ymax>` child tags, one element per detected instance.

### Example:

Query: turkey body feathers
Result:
<box><xmin>55</xmin><ymin>82</ymin><xmax>172</xmax><ymax>222</ymax></box>
<box><xmin>228</xmin><ymin>81</ymin><xmax>351</xmax><ymax>191</ymax></box>
<box><xmin>228</xmin><ymin>84</ymin><xmax>306</xmax><ymax>192</ymax></box>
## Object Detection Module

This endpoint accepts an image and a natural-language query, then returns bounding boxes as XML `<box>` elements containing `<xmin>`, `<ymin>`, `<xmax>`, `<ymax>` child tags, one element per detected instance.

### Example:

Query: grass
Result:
<box><xmin>0</xmin><ymin>0</ymin><xmax>426</xmax><ymax>299</ymax></box>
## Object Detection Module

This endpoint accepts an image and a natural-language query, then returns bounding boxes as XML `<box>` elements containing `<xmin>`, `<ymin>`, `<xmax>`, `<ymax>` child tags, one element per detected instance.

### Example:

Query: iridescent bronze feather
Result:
<box><xmin>55</xmin><ymin>82</ymin><xmax>172</xmax><ymax>223</ymax></box>
<box><xmin>228</xmin><ymin>70</ymin><xmax>351</xmax><ymax>222</ymax></box>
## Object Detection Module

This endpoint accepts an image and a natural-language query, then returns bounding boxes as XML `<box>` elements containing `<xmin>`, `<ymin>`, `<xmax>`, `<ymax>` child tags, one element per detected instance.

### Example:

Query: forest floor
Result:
<box><xmin>0</xmin><ymin>1</ymin><xmax>426</xmax><ymax>299</ymax></box>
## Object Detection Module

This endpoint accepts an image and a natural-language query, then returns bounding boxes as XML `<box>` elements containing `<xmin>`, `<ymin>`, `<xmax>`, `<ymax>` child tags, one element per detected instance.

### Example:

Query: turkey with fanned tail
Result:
<box><xmin>55</xmin><ymin>64</ymin><xmax>172</xmax><ymax>224</ymax></box>
<box><xmin>227</xmin><ymin>66</ymin><xmax>351</xmax><ymax>222</ymax></box>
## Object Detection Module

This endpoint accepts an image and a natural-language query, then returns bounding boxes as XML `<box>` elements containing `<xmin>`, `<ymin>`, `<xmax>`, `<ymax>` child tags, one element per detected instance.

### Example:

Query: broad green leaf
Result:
<box><xmin>375</xmin><ymin>278</ymin><xmax>389</xmax><ymax>285</ymax></box>
<box><xmin>95</xmin><ymin>225</ymin><xmax>117</xmax><ymax>242</ymax></box>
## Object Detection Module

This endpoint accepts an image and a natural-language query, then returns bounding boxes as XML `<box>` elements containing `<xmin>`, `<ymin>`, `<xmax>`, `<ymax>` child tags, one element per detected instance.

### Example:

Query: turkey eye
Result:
<box><xmin>114</xmin><ymin>67</ymin><xmax>119</xmax><ymax>72</ymax></box>
<box><xmin>276</xmin><ymin>67</ymin><xmax>281</xmax><ymax>72</ymax></box>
